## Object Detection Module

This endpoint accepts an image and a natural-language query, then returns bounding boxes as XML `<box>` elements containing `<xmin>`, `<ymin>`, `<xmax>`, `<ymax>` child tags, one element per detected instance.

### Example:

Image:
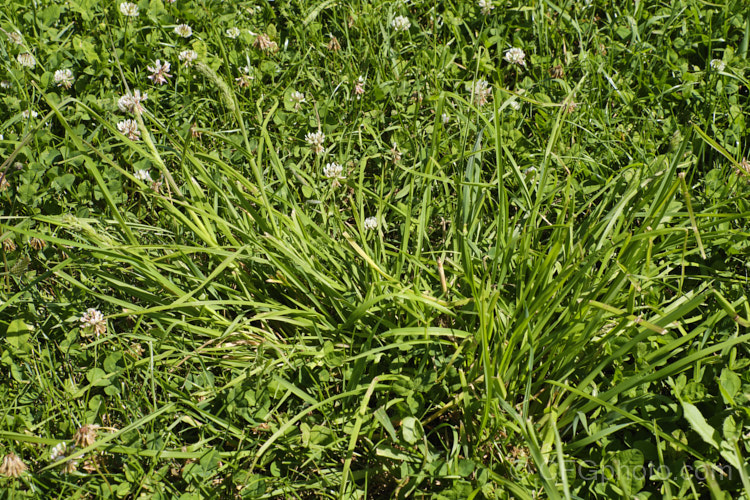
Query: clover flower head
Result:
<box><xmin>235</xmin><ymin>66</ymin><xmax>255</xmax><ymax>88</ymax></box>
<box><xmin>327</xmin><ymin>35</ymin><xmax>341</xmax><ymax>52</ymax></box>
<box><xmin>17</xmin><ymin>53</ymin><xmax>36</xmax><ymax>68</ymax></box>
<box><xmin>174</xmin><ymin>23</ymin><xmax>192</xmax><ymax>38</ymax></box>
<box><xmin>54</xmin><ymin>69</ymin><xmax>75</xmax><ymax>89</ymax></box>
<box><xmin>364</xmin><ymin>217</ymin><xmax>378</xmax><ymax>230</ymax></box>
<box><xmin>392</xmin><ymin>16</ymin><xmax>411</xmax><ymax>31</ymax></box>
<box><xmin>305</xmin><ymin>131</ymin><xmax>326</xmax><ymax>154</ymax></box>
<box><xmin>226</xmin><ymin>27</ymin><xmax>241</xmax><ymax>39</ymax></box>
<box><xmin>50</xmin><ymin>443</ymin><xmax>69</xmax><ymax>462</ymax></box>
<box><xmin>390</xmin><ymin>142</ymin><xmax>402</xmax><ymax>162</ymax></box>
<box><xmin>253</xmin><ymin>33</ymin><xmax>278</xmax><ymax>52</ymax></box>
<box><xmin>323</xmin><ymin>162</ymin><xmax>344</xmax><ymax>179</ymax></box>
<box><xmin>710</xmin><ymin>59</ymin><xmax>726</xmax><ymax>72</ymax></box>
<box><xmin>28</xmin><ymin>237</ymin><xmax>46</xmax><ymax>251</ymax></box>
<box><xmin>134</xmin><ymin>169</ymin><xmax>152</xmax><ymax>182</ymax></box>
<box><xmin>79</xmin><ymin>308</ymin><xmax>107</xmax><ymax>336</ymax></box>
<box><xmin>117</xmin><ymin>119</ymin><xmax>140</xmax><ymax>141</ymax></box>
<box><xmin>119</xmin><ymin>2</ymin><xmax>139</xmax><ymax>17</ymax></box>
<box><xmin>118</xmin><ymin>89</ymin><xmax>148</xmax><ymax>114</ymax></box>
<box><xmin>478</xmin><ymin>0</ymin><xmax>494</xmax><ymax>15</ymax></box>
<box><xmin>354</xmin><ymin>76</ymin><xmax>365</xmax><ymax>99</ymax></box>
<box><xmin>147</xmin><ymin>59</ymin><xmax>172</xmax><ymax>85</ymax></box>
<box><xmin>504</xmin><ymin>47</ymin><xmax>526</xmax><ymax>67</ymax></box>
<box><xmin>7</xmin><ymin>31</ymin><xmax>23</xmax><ymax>45</ymax></box>
<box><xmin>290</xmin><ymin>91</ymin><xmax>305</xmax><ymax>110</ymax></box>
<box><xmin>73</xmin><ymin>424</ymin><xmax>100</xmax><ymax>448</ymax></box>
<box><xmin>466</xmin><ymin>79</ymin><xmax>492</xmax><ymax>106</ymax></box>
<box><xmin>0</xmin><ymin>454</ymin><xmax>27</xmax><ymax>478</ymax></box>
<box><xmin>178</xmin><ymin>50</ymin><xmax>198</xmax><ymax>66</ymax></box>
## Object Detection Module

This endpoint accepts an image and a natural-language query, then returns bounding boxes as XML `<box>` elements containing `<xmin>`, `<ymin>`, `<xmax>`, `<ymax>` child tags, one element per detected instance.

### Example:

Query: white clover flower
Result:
<box><xmin>178</xmin><ymin>50</ymin><xmax>198</xmax><ymax>66</ymax></box>
<box><xmin>467</xmin><ymin>79</ymin><xmax>492</xmax><ymax>106</ymax></box>
<box><xmin>119</xmin><ymin>2</ymin><xmax>139</xmax><ymax>17</ymax></box>
<box><xmin>391</xmin><ymin>16</ymin><xmax>411</xmax><ymax>32</ymax></box>
<box><xmin>0</xmin><ymin>81</ymin><xmax>11</xmax><ymax>89</ymax></box>
<box><xmin>390</xmin><ymin>142</ymin><xmax>402</xmax><ymax>162</ymax></box>
<box><xmin>0</xmin><ymin>454</ymin><xmax>27</xmax><ymax>478</ymax></box>
<box><xmin>710</xmin><ymin>59</ymin><xmax>726</xmax><ymax>72</ymax></box>
<box><xmin>17</xmin><ymin>53</ymin><xmax>36</xmax><ymax>68</ymax></box>
<box><xmin>147</xmin><ymin>59</ymin><xmax>172</xmax><ymax>85</ymax></box>
<box><xmin>253</xmin><ymin>33</ymin><xmax>278</xmax><ymax>52</ymax></box>
<box><xmin>21</xmin><ymin>109</ymin><xmax>38</xmax><ymax>119</ymax></box>
<box><xmin>7</xmin><ymin>31</ymin><xmax>22</xmax><ymax>45</ymax></box>
<box><xmin>364</xmin><ymin>216</ymin><xmax>378</xmax><ymax>230</ymax></box>
<box><xmin>134</xmin><ymin>169</ymin><xmax>152</xmax><ymax>182</ymax></box>
<box><xmin>441</xmin><ymin>113</ymin><xmax>449</xmax><ymax>124</ymax></box>
<box><xmin>504</xmin><ymin>47</ymin><xmax>526</xmax><ymax>67</ymax></box>
<box><xmin>235</xmin><ymin>66</ymin><xmax>254</xmax><ymax>88</ymax></box>
<box><xmin>118</xmin><ymin>89</ymin><xmax>148</xmax><ymax>114</ymax></box>
<box><xmin>174</xmin><ymin>23</ymin><xmax>192</xmax><ymax>38</ymax></box>
<box><xmin>117</xmin><ymin>119</ymin><xmax>140</xmax><ymax>140</ymax></box>
<box><xmin>226</xmin><ymin>27</ymin><xmax>241</xmax><ymax>39</ymax></box>
<box><xmin>305</xmin><ymin>131</ymin><xmax>325</xmax><ymax>154</ymax></box>
<box><xmin>50</xmin><ymin>443</ymin><xmax>69</xmax><ymax>461</ymax></box>
<box><xmin>354</xmin><ymin>76</ymin><xmax>365</xmax><ymax>99</ymax></box>
<box><xmin>79</xmin><ymin>308</ymin><xmax>107</xmax><ymax>336</ymax></box>
<box><xmin>54</xmin><ymin>69</ymin><xmax>75</xmax><ymax>89</ymax></box>
<box><xmin>323</xmin><ymin>162</ymin><xmax>344</xmax><ymax>179</ymax></box>
<box><xmin>290</xmin><ymin>91</ymin><xmax>305</xmax><ymax>110</ymax></box>
<box><xmin>478</xmin><ymin>0</ymin><xmax>494</xmax><ymax>15</ymax></box>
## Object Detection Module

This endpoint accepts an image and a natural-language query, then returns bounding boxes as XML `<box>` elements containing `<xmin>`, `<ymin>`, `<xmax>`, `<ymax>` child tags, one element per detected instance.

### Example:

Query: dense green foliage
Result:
<box><xmin>1</xmin><ymin>0</ymin><xmax>750</xmax><ymax>498</ymax></box>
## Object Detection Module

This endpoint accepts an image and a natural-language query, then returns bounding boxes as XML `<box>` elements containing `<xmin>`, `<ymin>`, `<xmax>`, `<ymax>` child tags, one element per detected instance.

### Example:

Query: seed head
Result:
<box><xmin>0</xmin><ymin>454</ymin><xmax>27</xmax><ymax>478</ymax></box>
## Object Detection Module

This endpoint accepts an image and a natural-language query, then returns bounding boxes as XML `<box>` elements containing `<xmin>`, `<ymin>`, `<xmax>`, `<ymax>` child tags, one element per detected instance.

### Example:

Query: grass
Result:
<box><xmin>1</xmin><ymin>0</ymin><xmax>750</xmax><ymax>498</ymax></box>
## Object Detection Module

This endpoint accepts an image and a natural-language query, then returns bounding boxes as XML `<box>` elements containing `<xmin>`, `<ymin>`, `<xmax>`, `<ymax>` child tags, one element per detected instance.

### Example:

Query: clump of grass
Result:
<box><xmin>0</xmin><ymin>0</ymin><xmax>749</xmax><ymax>498</ymax></box>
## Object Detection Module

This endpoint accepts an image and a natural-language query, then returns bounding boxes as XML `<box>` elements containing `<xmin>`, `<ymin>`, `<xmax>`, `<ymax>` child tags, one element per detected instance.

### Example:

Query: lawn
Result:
<box><xmin>1</xmin><ymin>0</ymin><xmax>750</xmax><ymax>498</ymax></box>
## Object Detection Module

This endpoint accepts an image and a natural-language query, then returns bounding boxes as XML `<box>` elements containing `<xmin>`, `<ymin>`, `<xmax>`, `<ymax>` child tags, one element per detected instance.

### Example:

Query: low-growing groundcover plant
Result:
<box><xmin>1</xmin><ymin>0</ymin><xmax>750</xmax><ymax>498</ymax></box>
